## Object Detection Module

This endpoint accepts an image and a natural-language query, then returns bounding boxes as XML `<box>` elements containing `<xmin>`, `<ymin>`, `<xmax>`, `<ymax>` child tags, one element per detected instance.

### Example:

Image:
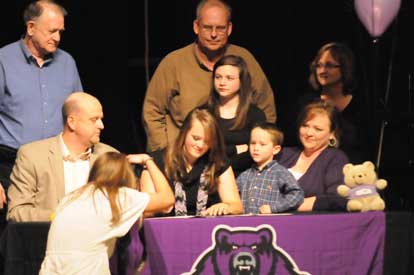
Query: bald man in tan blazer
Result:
<box><xmin>7</xmin><ymin>92</ymin><xmax>117</xmax><ymax>222</ymax></box>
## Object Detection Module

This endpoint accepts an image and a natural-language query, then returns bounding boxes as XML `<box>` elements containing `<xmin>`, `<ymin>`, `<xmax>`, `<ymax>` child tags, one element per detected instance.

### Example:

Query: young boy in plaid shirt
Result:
<box><xmin>237</xmin><ymin>123</ymin><xmax>304</xmax><ymax>214</ymax></box>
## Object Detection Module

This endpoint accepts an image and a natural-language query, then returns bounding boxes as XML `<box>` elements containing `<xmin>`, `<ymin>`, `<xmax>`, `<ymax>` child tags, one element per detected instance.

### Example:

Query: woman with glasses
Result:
<box><xmin>308</xmin><ymin>42</ymin><xmax>356</xmax><ymax>114</ymax></box>
<box><xmin>205</xmin><ymin>55</ymin><xmax>266</xmax><ymax>176</ymax></box>
<box><xmin>287</xmin><ymin>42</ymin><xmax>369</xmax><ymax>164</ymax></box>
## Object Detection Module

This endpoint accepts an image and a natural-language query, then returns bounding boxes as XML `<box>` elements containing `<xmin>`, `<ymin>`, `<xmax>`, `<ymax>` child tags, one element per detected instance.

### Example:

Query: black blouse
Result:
<box><xmin>151</xmin><ymin>150</ymin><xmax>229</xmax><ymax>216</ymax></box>
<box><xmin>217</xmin><ymin>104</ymin><xmax>266</xmax><ymax>176</ymax></box>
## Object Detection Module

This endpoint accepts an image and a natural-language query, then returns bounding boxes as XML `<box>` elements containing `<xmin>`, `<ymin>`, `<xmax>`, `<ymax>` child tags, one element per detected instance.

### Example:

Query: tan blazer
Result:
<box><xmin>7</xmin><ymin>135</ymin><xmax>117</xmax><ymax>222</ymax></box>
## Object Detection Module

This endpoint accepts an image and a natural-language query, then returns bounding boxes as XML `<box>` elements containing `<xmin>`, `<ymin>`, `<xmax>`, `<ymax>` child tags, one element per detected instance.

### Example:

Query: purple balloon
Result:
<box><xmin>354</xmin><ymin>0</ymin><xmax>401</xmax><ymax>38</ymax></box>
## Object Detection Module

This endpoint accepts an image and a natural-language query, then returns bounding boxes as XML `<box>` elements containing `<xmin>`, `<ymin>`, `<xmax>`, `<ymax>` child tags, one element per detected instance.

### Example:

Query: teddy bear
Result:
<box><xmin>337</xmin><ymin>161</ymin><xmax>387</xmax><ymax>212</ymax></box>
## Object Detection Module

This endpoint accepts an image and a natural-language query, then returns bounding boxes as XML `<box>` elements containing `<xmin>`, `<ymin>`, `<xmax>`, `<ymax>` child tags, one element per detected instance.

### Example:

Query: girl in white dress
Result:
<box><xmin>39</xmin><ymin>152</ymin><xmax>174</xmax><ymax>274</ymax></box>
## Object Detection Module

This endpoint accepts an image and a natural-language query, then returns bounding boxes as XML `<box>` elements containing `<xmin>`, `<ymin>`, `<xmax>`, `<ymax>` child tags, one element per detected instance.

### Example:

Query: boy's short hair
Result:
<box><xmin>252</xmin><ymin>122</ymin><xmax>284</xmax><ymax>146</ymax></box>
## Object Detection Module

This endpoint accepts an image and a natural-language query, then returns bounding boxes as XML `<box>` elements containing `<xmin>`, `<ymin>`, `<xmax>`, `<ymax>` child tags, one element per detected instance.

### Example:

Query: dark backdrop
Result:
<box><xmin>1</xmin><ymin>0</ymin><xmax>413</xmax><ymax>210</ymax></box>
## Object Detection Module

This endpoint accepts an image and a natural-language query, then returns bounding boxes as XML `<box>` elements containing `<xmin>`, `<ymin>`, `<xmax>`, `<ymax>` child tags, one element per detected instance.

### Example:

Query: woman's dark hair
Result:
<box><xmin>309</xmin><ymin>42</ymin><xmax>356</xmax><ymax>95</ymax></box>
<box><xmin>208</xmin><ymin>55</ymin><xmax>254</xmax><ymax>130</ymax></box>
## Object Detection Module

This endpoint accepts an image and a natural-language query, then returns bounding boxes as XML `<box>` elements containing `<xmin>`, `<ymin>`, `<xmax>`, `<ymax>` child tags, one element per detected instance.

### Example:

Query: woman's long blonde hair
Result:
<box><xmin>165</xmin><ymin>108</ymin><xmax>226</xmax><ymax>192</ymax></box>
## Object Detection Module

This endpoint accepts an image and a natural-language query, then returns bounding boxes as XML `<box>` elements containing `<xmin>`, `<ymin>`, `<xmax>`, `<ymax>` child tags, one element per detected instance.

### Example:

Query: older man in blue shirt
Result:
<box><xmin>0</xmin><ymin>0</ymin><xmax>82</xmax><ymax>211</ymax></box>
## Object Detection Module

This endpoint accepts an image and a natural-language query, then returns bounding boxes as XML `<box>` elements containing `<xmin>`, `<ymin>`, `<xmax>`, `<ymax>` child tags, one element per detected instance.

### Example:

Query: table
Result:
<box><xmin>0</xmin><ymin>222</ymin><xmax>141</xmax><ymax>275</ymax></box>
<box><xmin>383</xmin><ymin>211</ymin><xmax>414</xmax><ymax>274</ymax></box>
<box><xmin>0</xmin><ymin>212</ymin><xmax>412</xmax><ymax>275</ymax></box>
<box><xmin>0</xmin><ymin>222</ymin><xmax>49</xmax><ymax>275</ymax></box>
<box><xmin>141</xmin><ymin>212</ymin><xmax>385</xmax><ymax>275</ymax></box>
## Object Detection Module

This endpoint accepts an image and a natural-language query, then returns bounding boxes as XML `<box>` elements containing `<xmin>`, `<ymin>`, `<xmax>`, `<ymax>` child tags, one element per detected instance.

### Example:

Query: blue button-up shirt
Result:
<box><xmin>0</xmin><ymin>39</ymin><xmax>83</xmax><ymax>149</ymax></box>
<box><xmin>237</xmin><ymin>160</ymin><xmax>304</xmax><ymax>214</ymax></box>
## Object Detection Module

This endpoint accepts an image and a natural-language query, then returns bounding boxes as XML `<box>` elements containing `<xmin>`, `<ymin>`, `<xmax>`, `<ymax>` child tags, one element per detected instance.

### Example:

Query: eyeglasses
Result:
<box><xmin>200</xmin><ymin>24</ymin><xmax>228</xmax><ymax>35</ymax></box>
<box><xmin>314</xmin><ymin>62</ymin><xmax>341</xmax><ymax>70</ymax></box>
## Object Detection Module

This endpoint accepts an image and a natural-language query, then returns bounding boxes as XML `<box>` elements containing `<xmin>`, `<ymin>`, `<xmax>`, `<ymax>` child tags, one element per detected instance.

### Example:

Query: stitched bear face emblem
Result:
<box><xmin>182</xmin><ymin>224</ymin><xmax>310</xmax><ymax>275</ymax></box>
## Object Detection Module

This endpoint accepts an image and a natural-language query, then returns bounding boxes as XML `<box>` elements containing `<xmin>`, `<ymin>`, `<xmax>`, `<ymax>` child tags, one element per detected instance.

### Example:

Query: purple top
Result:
<box><xmin>277</xmin><ymin>146</ymin><xmax>348</xmax><ymax>211</ymax></box>
<box><xmin>348</xmin><ymin>184</ymin><xmax>378</xmax><ymax>199</ymax></box>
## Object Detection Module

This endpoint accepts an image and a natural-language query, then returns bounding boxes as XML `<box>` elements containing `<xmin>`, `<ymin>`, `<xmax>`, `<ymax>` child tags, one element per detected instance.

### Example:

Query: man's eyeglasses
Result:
<box><xmin>200</xmin><ymin>24</ymin><xmax>228</xmax><ymax>35</ymax></box>
<box><xmin>314</xmin><ymin>62</ymin><xmax>341</xmax><ymax>70</ymax></box>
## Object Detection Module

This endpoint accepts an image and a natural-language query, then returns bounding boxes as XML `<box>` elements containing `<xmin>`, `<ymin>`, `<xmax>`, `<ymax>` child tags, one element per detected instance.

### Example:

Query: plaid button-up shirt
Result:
<box><xmin>237</xmin><ymin>160</ymin><xmax>304</xmax><ymax>214</ymax></box>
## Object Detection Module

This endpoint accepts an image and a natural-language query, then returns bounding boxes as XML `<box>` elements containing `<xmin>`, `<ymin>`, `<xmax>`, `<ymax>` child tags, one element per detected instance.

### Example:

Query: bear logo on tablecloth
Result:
<box><xmin>182</xmin><ymin>224</ymin><xmax>310</xmax><ymax>275</ymax></box>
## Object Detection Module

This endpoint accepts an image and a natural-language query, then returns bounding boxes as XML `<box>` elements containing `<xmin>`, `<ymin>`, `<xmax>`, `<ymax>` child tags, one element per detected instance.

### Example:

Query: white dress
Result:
<box><xmin>39</xmin><ymin>185</ymin><xmax>149</xmax><ymax>275</ymax></box>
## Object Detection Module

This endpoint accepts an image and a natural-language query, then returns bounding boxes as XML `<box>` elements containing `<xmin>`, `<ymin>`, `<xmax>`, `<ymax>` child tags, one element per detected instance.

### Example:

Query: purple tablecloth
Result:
<box><xmin>140</xmin><ymin>212</ymin><xmax>385</xmax><ymax>275</ymax></box>
<box><xmin>110</xmin><ymin>222</ymin><xmax>143</xmax><ymax>275</ymax></box>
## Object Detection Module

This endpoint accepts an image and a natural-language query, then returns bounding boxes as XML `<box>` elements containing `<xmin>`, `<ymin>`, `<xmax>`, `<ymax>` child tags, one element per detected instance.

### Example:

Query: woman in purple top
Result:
<box><xmin>277</xmin><ymin>100</ymin><xmax>348</xmax><ymax>211</ymax></box>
